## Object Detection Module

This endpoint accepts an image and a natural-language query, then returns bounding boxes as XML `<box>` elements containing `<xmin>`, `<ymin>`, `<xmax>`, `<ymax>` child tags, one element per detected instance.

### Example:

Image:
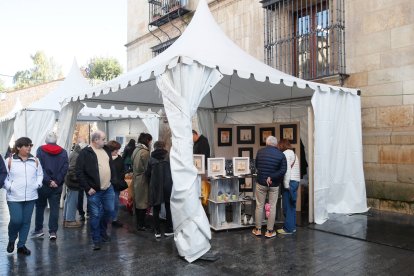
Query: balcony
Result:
<box><xmin>148</xmin><ymin>0</ymin><xmax>190</xmax><ymax>27</ymax></box>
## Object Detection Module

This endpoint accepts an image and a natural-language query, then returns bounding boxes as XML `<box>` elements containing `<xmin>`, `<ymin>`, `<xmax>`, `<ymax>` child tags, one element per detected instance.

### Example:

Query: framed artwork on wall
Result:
<box><xmin>217</xmin><ymin>128</ymin><xmax>232</xmax><ymax>146</ymax></box>
<box><xmin>237</xmin><ymin>126</ymin><xmax>255</xmax><ymax>144</ymax></box>
<box><xmin>207</xmin><ymin>157</ymin><xmax>226</xmax><ymax>177</ymax></box>
<box><xmin>193</xmin><ymin>154</ymin><xmax>205</xmax><ymax>174</ymax></box>
<box><xmin>259</xmin><ymin>127</ymin><xmax>275</xmax><ymax>146</ymax></box>
<box><xmin>232</xmin><ymin>157</ymin><xmax>250</xmax><ymax>176</ymax></box>
<box><xmin>238</xmin><ymin>147</ymin><xmax>253</xmax><ymax>159</ymax></box>
<box><xmin>280</xmin><ymin>124</ymin><xmax>297</xmax><ymax>144</ymax></box>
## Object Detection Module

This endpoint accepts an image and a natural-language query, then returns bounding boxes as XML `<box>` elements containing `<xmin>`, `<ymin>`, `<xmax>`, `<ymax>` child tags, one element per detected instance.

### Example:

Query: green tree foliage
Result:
<box><xmin>86</xmin><ymin>57</ymin><xmax>123</xmax><ymax>81</ymax></box>
<box><xmin>13</xmin><ymin>51</ymin><xmax>62</xmax><ymax>89</ymax></box>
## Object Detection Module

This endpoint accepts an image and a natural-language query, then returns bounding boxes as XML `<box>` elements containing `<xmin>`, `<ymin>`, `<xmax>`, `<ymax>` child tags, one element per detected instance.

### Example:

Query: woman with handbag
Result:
<box><xmin>277</xmin><ymin>139</ymin><xmax>300</xmax><ymax>235</ymax></box>
<box><xmin>105</xmin><ymin>140</ymin><xmax>129</xmax><ymax>227</ymax></box>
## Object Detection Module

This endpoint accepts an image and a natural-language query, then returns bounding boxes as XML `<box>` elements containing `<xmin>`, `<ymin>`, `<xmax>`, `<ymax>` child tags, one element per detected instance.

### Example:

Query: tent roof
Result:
<box><xmin>77</xmin><ymin>105</ymin><xmax>160</xmax><ymax>121</ymax></box>
<box><xmin>0</xmin><ymin>98</ymin><xmax>23</xmax><ymax>122</ymax></box>
<box><xmin>63</xmin><ymin>0</ymin><xmax>358</xmax><ymax>110</ymax></box>
<box><xmin>29</xmin><ymin>59</ymin><xmax>91</xmax><ymax>111</ymax></box>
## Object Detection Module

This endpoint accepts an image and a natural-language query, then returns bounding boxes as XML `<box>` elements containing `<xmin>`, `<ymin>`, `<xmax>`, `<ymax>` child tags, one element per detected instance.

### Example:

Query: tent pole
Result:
<box><xmin>308</xmin><ymin>106</ymin><xmax>314</xmax><ymax>223</ymax></box>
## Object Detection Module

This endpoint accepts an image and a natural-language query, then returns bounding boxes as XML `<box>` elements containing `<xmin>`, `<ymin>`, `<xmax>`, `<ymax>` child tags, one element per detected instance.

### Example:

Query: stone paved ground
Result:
<box><xmin>1</xmin><ymin>189</ymin><xmax>413</xmax><ymax>275</ymax></box>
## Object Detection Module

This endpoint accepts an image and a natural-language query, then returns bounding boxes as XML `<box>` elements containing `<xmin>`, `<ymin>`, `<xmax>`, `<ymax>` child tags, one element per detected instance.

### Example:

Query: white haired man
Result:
<box><xmin>32</xmin><ymin>132</ymin><xmax>69</xmax><ymax>240</ymax></box>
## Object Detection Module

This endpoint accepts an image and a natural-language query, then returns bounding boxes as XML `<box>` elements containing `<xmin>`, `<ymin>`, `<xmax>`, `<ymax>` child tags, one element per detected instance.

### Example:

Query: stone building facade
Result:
<box><xmin>127</xmin><ymin>0</ymin><xmax>414</xmax><ymax>214</ymax></box>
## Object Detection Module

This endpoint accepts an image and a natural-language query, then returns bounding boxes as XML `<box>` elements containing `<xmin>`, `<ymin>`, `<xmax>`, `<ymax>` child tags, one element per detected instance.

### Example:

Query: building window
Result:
<box><xmin>262</xmin><ymin>0</ymin><xmax>345</xmax><ymax>80</ymax></box>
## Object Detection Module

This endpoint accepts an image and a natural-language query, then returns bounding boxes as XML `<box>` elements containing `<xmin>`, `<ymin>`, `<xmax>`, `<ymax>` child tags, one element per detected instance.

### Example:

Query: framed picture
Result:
<box><xmin>237</xmin><ymin>126</ymin><xmax>255</xmax><ymax>144</ymax></box>
<box><xmin>193</xmin><ymin>154</ymin><xmax>205</xmax><ymax>174</ymax></box>
<box><xmin>238</xmin><ymin>147</ymin><xmax>253</xmax><ymax>159</ymax></box>
<box><xmin>207</xmin><ymin>157</ymin><xmax>226</xmax><ymax>177</ymax></box>
<box><xmin>232</xmin><ymin>157</ymin><xmax>250</xmax><ymax>176</ymax></box>
<box><xmin>217</xmin><ymin>128</ymin><xmax>232</xmax><ymax>146</ymax></box>
<box><xmin>280</xmin><ymin>124</ymin><xmax>297</xmax><ymax>144</ymax></box>
<box><xmin>259</xmin><ymin>127</ymin><xmax>275</xmax><ymax>146</ymax></box>
<box><xmin>240</xmin><ymin>178</ymin><xmax>253</xmax><ymax>191</ymax></box>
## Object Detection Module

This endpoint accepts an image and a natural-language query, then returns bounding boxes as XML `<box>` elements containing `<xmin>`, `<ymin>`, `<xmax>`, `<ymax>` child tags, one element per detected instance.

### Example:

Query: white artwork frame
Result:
<box><xmin>232</xmin><ymin>157</ymin><xmax>250</xmax><ymax>176</ymax></box>
<box><xmin>207</xmin><ymin>157</ymin><xmax>226</xmax><ymax>177</ymax></box>
<box><xmin>193</xmin><ymin>154</ymin><xmax>205</xmax><ymax>174</ymax></box>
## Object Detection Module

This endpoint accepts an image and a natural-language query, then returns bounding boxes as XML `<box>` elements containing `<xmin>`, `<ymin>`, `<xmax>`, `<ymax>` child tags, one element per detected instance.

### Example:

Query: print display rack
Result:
<box><xmin>208</xmin><ymin>174</ymin><xmax>256</xmax><ymax>231</ymax></box>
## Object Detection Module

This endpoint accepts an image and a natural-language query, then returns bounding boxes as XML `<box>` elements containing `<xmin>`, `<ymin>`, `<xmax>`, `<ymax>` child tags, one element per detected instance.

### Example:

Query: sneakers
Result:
<box><xmin>7</xmin><ymin>241</ymin><xmax>15</xmax><ymax>253</ymax></box>
<box><xmin>111</xmin><ymin>220</ymin><xmax>123</xmax><ymax>228</ymax></box>
<box><xmin>64</xmin><ymin>221</ymin><xmax>82</xmax><ymax>228</ymax></box>
<box><xmin>32</xmin><ymin>229</ymin><xmax>44</xmax><ymax>238</ymax></box>
<box><xmin>252</xmin><ymin>228</ymin><xmax>262</xmax><ymax>236</ymax></box>
<box><xmin>155</xmin><ymin>232</ymin><xmax>161</xmax><ymax>239</ymax></box>
<box><xmin>17</xmin><ymin>246</ymin><xmax>31</xmax><ymax>256</ymax></box>
<box><xmin>265</xmin><ymin>230</ymin><xmax>276</xmax><ymax>238</ymax></box>
<box><xmin>277</xmin><ymin>228</ymin><xmax>293</xmax><ymax>235</ymax></box>
<box><xmin>49</xmin><ymin>232</ymin><xmax>57</xmax><ymax>240</ymax></box>
<box><xmin>93</xmin><ymin>243</ymin><xmax>101</xmax><ymax>251</ymax></box>
<box><xmin>164</xmin><ymin>231</ymin><xmax>174</xmax><ymax>237</ymax></box>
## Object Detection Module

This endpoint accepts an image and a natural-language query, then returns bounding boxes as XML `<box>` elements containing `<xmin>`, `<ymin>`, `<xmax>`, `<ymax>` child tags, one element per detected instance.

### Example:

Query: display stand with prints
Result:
<box><xmin>208</xmin><ymin>174</ymin><xmax>257</xmax><ymax>231</ymax></box>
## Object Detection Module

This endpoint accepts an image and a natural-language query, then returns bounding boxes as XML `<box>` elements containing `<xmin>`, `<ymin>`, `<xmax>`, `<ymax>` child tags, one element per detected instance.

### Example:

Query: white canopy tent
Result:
<box><xmin>0</xmin><ymin>60</ymin><xmax>160</xmax><ymax>154</ymax></box>
<box><xmin>62</xmin><ymin>0</ymin><xmax>367</xmax><ymax>262</ymax></box>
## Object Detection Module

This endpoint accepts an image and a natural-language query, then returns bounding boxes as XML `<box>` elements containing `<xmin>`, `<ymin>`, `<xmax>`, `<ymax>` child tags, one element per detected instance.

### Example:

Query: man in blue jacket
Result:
<box><xmin>253</xmin><ymin>135</ymin><xmax>287</xmax><ymax>239</ymax></box>
<box><xmin>32</xmin><ymin>132</ymin><xmax>69</xmax><ymax>240</ymax></box>
<box><xmin>0</xmin><ymin>154</ymin><xmax>7</xmax><ymax>189</ymax></box>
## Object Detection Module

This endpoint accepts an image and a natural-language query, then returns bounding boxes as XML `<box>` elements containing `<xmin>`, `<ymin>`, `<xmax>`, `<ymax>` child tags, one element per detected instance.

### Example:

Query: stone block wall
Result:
<box><xmin>344</xmin><ymin>0</ymin><xmax>414</xmax><ymax>214</ymax></box>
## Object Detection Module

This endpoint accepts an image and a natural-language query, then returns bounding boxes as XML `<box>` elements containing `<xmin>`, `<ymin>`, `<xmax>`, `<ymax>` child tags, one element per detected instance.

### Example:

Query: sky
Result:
<box><xmin>0</xmin><ymin>0</ymin><xmax>127</xmax><ymax>88</ymax></box>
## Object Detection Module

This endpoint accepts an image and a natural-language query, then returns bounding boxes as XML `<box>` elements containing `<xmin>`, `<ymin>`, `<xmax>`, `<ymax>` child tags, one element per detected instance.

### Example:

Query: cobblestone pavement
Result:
<box><xmin>1</xmin><ymin>189</ymin><xmax>413</xmax><ymax>275</ymax></box>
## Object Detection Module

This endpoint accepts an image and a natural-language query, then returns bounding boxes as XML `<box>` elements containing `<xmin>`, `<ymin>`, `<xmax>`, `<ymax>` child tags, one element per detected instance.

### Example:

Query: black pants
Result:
<box><xmin>135</xmin><ymin>208</ymin><xmax>147</xmax><ymax>229</ymax></box>
<box><xmin>77</xmin><ymin>191</ymin><xmax>88</xmax><ymax>216</ymax></box>
<box><xmin>153</xmin><ymin>202</ymin><xmax>173</xmax><ymax>233</ymax></box>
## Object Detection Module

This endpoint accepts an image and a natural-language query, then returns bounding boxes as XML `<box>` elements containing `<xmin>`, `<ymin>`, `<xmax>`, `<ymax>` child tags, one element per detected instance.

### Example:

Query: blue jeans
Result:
<box><xmin>113</xmin><ymin>190</ymin><xmax>120</xmax><ymax>221</ymax></box>
<box><xmin>63</xmin><ymin>188</ymin><xmax>79</xmax><ymax>221</ymax></box>
<box><xmin>35</xmin><ymin>185</ymin><xmax>62</xmax><ymax>233</ymax></box>
<box><xmin>87</xmin><ymin>186</ymin><xmax>115</xmax><ymax>243</ymax></box>
<box><xmin>282</xmin><ymin>180</ymin><xmax>299</xmax><ymax>233</ymax></box>
<box><xmin>7</xmin><ymin>200</ymin><xmax>36</xmax><ymax>248</ymax></box>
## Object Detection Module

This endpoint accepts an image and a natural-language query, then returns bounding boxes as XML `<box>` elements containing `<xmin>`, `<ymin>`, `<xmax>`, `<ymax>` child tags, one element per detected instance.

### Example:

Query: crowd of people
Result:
<box><xmin>0</xmin><ymin>129</ymin><xmax>300</xmax><ymax>256</ymax></box>
<box><xmin>0</xmin><ymin>130</ymin><xmax>174</xmax><ymax>254</ymax></box>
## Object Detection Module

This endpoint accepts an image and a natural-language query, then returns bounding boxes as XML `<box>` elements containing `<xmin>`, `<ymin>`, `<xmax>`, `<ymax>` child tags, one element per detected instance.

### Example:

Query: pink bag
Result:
<box><xmin>265</xmin><ymin>203</ymin><xmax>271</xmax><ymax>219</ymax></box>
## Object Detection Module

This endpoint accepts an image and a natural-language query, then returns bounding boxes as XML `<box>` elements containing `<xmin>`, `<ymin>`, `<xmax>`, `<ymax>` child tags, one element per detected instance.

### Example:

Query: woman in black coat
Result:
<box><xmin>145</xmin><ymin>141</ymin><xmax>173</xmax><ymax>238</ymax></box>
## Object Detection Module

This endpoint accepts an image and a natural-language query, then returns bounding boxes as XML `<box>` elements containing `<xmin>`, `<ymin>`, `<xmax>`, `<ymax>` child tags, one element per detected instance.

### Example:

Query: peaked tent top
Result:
<box><xmin>64</xmin><ymin>0</ymin><xmax>358</xmax><ymax>109</ymax></box>
<box><xmin>30</xmin><ymin>59</ymin><xmax>91</xmax><ymax>111</ymax></box>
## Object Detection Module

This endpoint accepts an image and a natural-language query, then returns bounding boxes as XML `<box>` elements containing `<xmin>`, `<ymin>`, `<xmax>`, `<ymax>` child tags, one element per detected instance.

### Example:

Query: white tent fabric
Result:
<box><xmin>0</xmin><ymin>98</ymin><xmax>23</xmax><ymax>154</ymax></box>
<box><xmin>142</xmin><ymin>117</ymin><xmax>160</xmax><ymax>142</ymax></box>
<box><xmin>14</xmin><ymin>110</ymin><xmax>57</xmax><ymax>152</ymax></box>
<box><xmin>61</xmin><ymin>0</ymin><xmax>367</xmax><ymax>261</ymax></box>
<box><xmin>312</xmin><ymin>88</ymin><xmax>367</xmax><ymax>224</ymax></box>
<box><xmin>156</xmin><ymin>62</ymin><xmax>223</xmax><ymax>262</ymax></box>
<box><xmin>0</xmin><ymin>118</ymin><xmax>15</xmax><ymax>156</ymax></box>
<box><xmin>57</xmin><ymin>101</ymin><xmax>85</xmax><ymax>152</ymax></box>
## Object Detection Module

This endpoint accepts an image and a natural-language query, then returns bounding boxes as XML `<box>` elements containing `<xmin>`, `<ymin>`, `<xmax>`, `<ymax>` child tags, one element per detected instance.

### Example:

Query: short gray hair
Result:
<box><xmin>266</xmin><ymin>135</ymin><xmax>277</xmax><ymax>146</ymax></box>
<box><xmin>91</xmin><ymin>130</ymin><xmax>104</xmax><ymax>142</ymax></box>
<box><xmin>45</xmin><ymin>132</ymin><xmax>58</xmax><ymax>144</ymax></box>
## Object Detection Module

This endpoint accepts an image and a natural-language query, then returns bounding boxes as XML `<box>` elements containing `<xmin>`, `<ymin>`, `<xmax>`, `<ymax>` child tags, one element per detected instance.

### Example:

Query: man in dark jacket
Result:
<box><xmin>76</xmin><ymin>130</ymin><xmax>116</xmax><ymax>250</ymax></box>
<box><xmin>32</xmin><ymin>132</ymin><xmax>69</xmax><ymax>240</ymax></box>
<box><xmin>192</xmin><ymin>129</ymin><xmax>210</xmax><ymax>164</ymax></box>
<box><xmin>0</xmin><ymin>154</ymin><xmax>7</xmax><ymax>189</ymax></box>
<box><xmin>145</xmin><ymin>141</ymin><xmax>173</xmax><ymax>238</ymax></box>
<box><xmin>253</xmin><ymin>135</ymin><xmax>287</xmax><ymax>239</ymax></box>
